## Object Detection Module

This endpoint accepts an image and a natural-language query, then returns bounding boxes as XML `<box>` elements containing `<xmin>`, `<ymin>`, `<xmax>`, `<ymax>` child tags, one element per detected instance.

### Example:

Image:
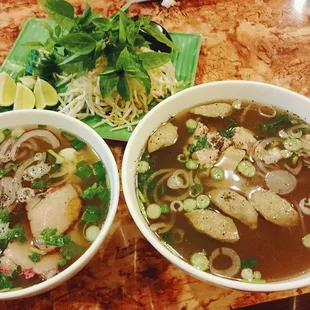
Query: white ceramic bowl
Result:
<box><xmin>122</xmin><ymin>80</ymin><xmax>310</xmax><ymax>292</ymax></box>
<box><xmin>0</xmin><ymin>110</ymin><xmax>119</xmax><ymax>300</ymax></box>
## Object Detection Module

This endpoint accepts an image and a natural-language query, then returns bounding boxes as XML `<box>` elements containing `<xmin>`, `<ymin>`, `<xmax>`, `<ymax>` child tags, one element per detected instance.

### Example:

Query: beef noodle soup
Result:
<box><xmin>0</xmin><ymin>125</ymin><xmax>110</xmax><ymax>291</ymax></box>
<box><xmin>136</xmin><ymin>100</ymin><xmax>310</xmax><ymax>283</ymax></box>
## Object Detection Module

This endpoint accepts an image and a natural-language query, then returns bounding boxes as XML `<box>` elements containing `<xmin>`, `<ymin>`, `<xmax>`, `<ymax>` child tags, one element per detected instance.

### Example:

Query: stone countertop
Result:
<box><xmin>1</xmin><ymin>0</ymin><xmax>310</xmax><ymax>309</ymax></box>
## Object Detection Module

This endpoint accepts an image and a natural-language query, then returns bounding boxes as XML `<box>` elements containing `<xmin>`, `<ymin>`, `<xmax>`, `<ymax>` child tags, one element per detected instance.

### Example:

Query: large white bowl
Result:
<box><xmin>122</xmin><ymin>80</ymin><xmax>310</xmax><ymax>292</ymax></box>
<box><xmin>0</xmin><ymin>110</ymin><xmax>119</xmax><ymax>300</ymax></box>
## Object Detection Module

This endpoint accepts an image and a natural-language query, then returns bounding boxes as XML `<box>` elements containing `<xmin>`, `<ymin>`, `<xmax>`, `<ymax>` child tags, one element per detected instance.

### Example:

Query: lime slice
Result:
<box><xmin>34</xmin><ymin>78</ymin><xmax>58</xmax><ymax>109</ymax></box>
<box><xmin>14</xmin><ymin>83</ymin><xmax>35</xmax><ymax>110</ymax></box>
<box><xmin>0</xmin><ymin>72</ymin><xmax>17</xmax><ymax>107</ymax></box>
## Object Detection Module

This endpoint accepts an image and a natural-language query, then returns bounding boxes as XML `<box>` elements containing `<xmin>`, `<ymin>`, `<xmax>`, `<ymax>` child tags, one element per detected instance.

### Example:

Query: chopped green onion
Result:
<box><xmin>242</xmin><ymin>279</ymin><xmax>266</xmax><ymax>284</ymax></box>
<box><xmin>38</xmin><ymin>124</ymin><xmax>47</xmax><ymax>128</ymax></box>
<box><xmin>189</xmin><ymin>183</ymin><xmax>203</xmax><ymax>197</ymax></box>
<box><xmin>30</xmin><ymin>246</ymin><xmax>46</xmax><ymax>255</ymax></box>
<box><xmin>241</xmin><ymin>268</ymin><xmax>253</xmax><ymax>281</ymax></box>
<box><xmin>190</xmin><ymin>252</ymin><xmax>209</xmax><ymax>271</ymax></box>
<box><xmin>186</xmin><ymin>159</ymin><xmax>199</xmax><ymax>170</ymax></box>
<box><xmin>70</xmin><ymin>137</ymin><xmax>86</xmax><ymax>151</ymax></box>
<box><xmin>82</xmin><ymin>206</ymin><xmax>102</xmax><ymax>224</ymax></box>
<box><xmin>177</xmin><ymin>154</ymin><xmax>187</xmax><ymax>163</ymax></box>
<box><xmin>58</xmin><ymin>258</ymin><xmax>67</xmax><ymax>267</ymax></box>
<box><xmin>196</xmin><ymin>195</ymin><xmax>210</xmax><ymax>209</ymax></box>
<box><xmin>160</xmin><ymin>204</ymin><xmax>169</xmax><ymax>213</ymax></box>
<box><xmin>28</xmin><ymin>253</ymin><xmax>41</xmax><ymax>262</ymax></box>
<box><xmin>253</xmin><ymin>270</ymin><xmax>262</xmax><ymax>280</ymax></box>
<box><xmin>292</xmin><ymin>154</ymin><xmax>299</xmax><ymax>166</ymax></box>
<box><xmin>183</xmin><ymin>198</ymin><xmax>197</xmax><ymax>212</ymax></box>
<box><xmin>0</xmin><ymin>132</ymin><xmax>5</xmax><ymax>143</ymax></box>
<box><xmin>280</xmin><ymin>149</ymin><xmax>292</xmax><ymax>158</ymax></box>
<box><xmin>210</xmin><ymin>167</ymin><xmax>224</xmax><ymax>180</ymax></box>
<box><xmin>2</xmin><ymin>129</ymin><xmax>10</xmax><ymax>137</ymax></box>
<box><xmin>137</xmin><ymin>160</ymin><xmax>150</xmax><ymax>173</ymax></box>
<box><xmin>283</xmin><ymin>138</ymin><xmax>302</xmax><ymax>152</ymax></box>
<box><xmin>11</xmin><ymin>127</ymin><xmax>25</xmax><ymax>140</ymax></box>
<box><xmin>48</xmin><ymin>149</ymin><xmax>64</xmax><ymax>164</ymax></box>
<box><xmin>302</xmin><ymin>234</ymin><xmax>310</xmax><ymax>248</ymax></box>
<box><xmin>92</xmin><ymin>161</ymin><xmax>105</xmax><ymax>181</ymax></box>
<box><xmin>186</xmin><ymin>119</ymin><xmax>197</xmax><ymax>134</ymax></box>
<box><xmin>75</xmin><ymin>161</ymin><xmax>93</xmax><ymax>180</ymax></box>
<box><xmin>81</xmin><ymin>184</ymin><xmax>97</xmax><ymax>200</ymax></box>
<box><xmin>237</xmin><ymin>160</ymin><xmax>256</xmax><ymax>178</ymax></box>
<box><xmin>137</xmin><ymin>188</ymin><xmax>146</xmax><ymax>203</ymax></box>
<box><xmin>32</xmin><ymin>179</ymin><xmax>46</xmax><ymax>189</ymax></box>
<box><xmin>146</xmin><ymin>204</ymin><xmax>162</xmax><ymax>219</ymax></box>
<box><xmin>241</xmin><ymin>257</ymin><xmax>258</xmax><ymax>269</ymax></box>
<box><xmin>0</xmin><ymin>166</ymin><xmax>14</xmax><ymax>177</ymax></box>
<box><xmin>85</xmin><ymin>225</ymin><xmax>100</xmax><ymax>242</ymax></box>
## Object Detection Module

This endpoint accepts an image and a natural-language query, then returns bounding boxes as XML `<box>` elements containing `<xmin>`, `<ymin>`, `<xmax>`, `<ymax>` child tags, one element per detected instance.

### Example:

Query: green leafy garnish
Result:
<box><xmin>259</xmin><ymin>115</ymin><xmax>297</xmax><ymax>134</ymax></box>
<box><xmin>2</xmin><ymin>129</ymin><xmax>10</xmax><ymax>137</ymax></box>
<box><xmin>7</xmin><ymin>225</ymin><xmax>27</xmax><ymax>243</ymax></box>
<box><xmin>81</xmin><ymin>183</ymin><xmax>110</xmax><ymax>202</ymax></box>
<box><xmin>38</xmin><ymin>194</ymin><xmax>46</xmax><ymax>200</ymax></box>
<box><xmin>82</xmin><ymin>206</ymin><xmax>102</xmax><ymax>224</ymax></box>
<box><xmin>70</xmin><ymin>137</ymin><xmax>86</xmax><ymax>151</ymax></box>
<box><xmin>58</xmin><ymin>258</ymin><xmax>67</xmax><ymax>266</ymax></box>
<box><xmin>27</xmin><ymin>0</ymin><xmax>176</xmax><ymax>100</ymax></box>
<box><xmin>92</xmin><ymin>161</ymin><xmax>106</xmax><ymax>182</ymax></box>
<box><xmin>0</xmin><ymin>166</ymin><xmax>14</xmax><ymax>178</ymax></box>
<box><xmin>32</xmin><ymin>179</ymin><xmax>47</xmax><ymax>189</ymax></box>
<box><xmin>241</xmin><ymin>257</ymin><xmax>258</xmax><ymax>269</ymax></box>
<box><xmin>0</xmin><ymin>211</ymin><xmax>10</xmax><ymax>223</ymax></box>
<box><xmin>40</xmin><ymin>228</ymin><xmax>70</xmax><ymax>246</ymax></box>
<box><xmin>28</xmin><ymin>253</ymin><xmax>41</xmax><ymax>262</ymax></box>
<box><xmin>12</xmin><ymin>265</ymin><xmax>21</xmax><ymax>279</ymax></box>
<box><xmin>61</xmin><ymin>240</ymin><xmax>84</xmax><ymax>260</ymax></box>
<box><xmin>96</xmin><ymin>185</ymin><xmax>110</xmax><ymax>202</ymax></box>
<box><xmin>75</xmin><ymin>161</ymin><xmax>93</xmax><ymax>180</ymax></box>
<box><xmin>187</xmin><ymin>136</ymin><xmax>211</xmax><ymax>153</ymax></box>
<box><xmin>0</xmin><ymin>273</ymin><xmax>13</xmax><ymax>290</ymax></box>
<box><xmin>219</xmin><ymin>119</ymin><xmax>238</xmax><ymax>138</ymax></box>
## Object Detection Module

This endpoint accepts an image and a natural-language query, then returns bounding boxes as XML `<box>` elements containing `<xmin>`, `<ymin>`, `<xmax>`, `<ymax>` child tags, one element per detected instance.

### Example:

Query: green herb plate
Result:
<box><xmin>0</xmin><ymin>18</ymin><xmax>202</xmax><ymax>141</ymax></box>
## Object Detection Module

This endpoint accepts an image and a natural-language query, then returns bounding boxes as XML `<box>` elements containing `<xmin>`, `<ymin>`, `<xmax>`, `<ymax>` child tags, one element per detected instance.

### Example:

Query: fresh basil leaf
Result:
<box><xmin>94</xmin><ymin>41</ymin><xmax>106</xmax><ymax>59</ymax></box>
<box><xmin>57</xmin><ymin>33</ymin><xmax>96</xmax><ymax>55</ymax></box>
<box><xmin>23</xmin><ymin>41</ymin><xmax>44</xmax><ymax>49</ymax></box>
<box><xmin>92</xmin><ymin>17</ymin><xmax>110</xmax><ymax>30</ymax></box>
<box><xmin>59</xmin><ymin>52</ymin><xmax>83</xmax><ymax>65</ymax></box>
<box><xmin>139</xmin><ymin>16</ymin><xmax>152</xmax><ymax>27</ymax></box>
<box><xmin>116</xmin><ymin>47</ymin><xmax>139</xmax><ymax>71</ymax></box>
<box><xmin>119</xmin><ymin>10</ymin><xmax>128</xmax><ymax>44</ymax></box>
<box><xmin>37</xmin><ymin>20</ymin><xmax>54</xmax><ymax>37</ymax></box>
<box><xmin>117</xmin><ymin>76</ymin><xmax>131</xmax><ymax>101</ymax></box>
<box><xmin>39</xmin><ymin>0</ymin><xmax>75</xmax><ymax>31</ymax></box>
<box><xmin>126</xmin><ymin>69</ymin><xmax>151</xmax><ymax>95</ymax></box>
<box><xmin>138</xmin><ymin>52</ymin><xmax>171</xmax><ymax>70</ymax></box>
<box><xmin>142</xmin><ymin>24</ymin><xmax>178</xmax><ymax>50</ymax></box>
<box><xmin>44</xmin><ymin>37</ymin><xmax>56</xmax><ymax>51</ymax></box>
<box><xmin>78</xmin><ymin>4</ymin><xmax>96</xmax><ymax>27</ymax></box>
<box><xmin>126</xmin><ymin>21</ymin><xmax>140</xmax><ymax>46</ymax></box>
<box><xmin>54</xmin><ymin>25</ymin><xmax>62</xmax><ymax>37</ymax></box>
<box><xmin>99</xmin><ymin>73</ymin><xmax>119</xmax><ymax>98</ymax></box>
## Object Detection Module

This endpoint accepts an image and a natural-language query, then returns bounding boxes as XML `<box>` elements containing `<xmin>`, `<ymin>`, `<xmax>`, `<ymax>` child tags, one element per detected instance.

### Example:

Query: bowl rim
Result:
<box><xmin>122</xmin><ymin>80</ymin><xmax>310</xmax><ymax>292</ymax></box>
<box><xmin>0</xmin><ymin>110</ymin><xmax>119</xmax><ymax>300</ymax></box>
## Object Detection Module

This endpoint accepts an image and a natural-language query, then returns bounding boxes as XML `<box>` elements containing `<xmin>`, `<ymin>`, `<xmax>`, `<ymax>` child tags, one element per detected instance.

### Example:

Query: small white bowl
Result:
<box><xmin>0</xmin><ymin>110</ymin><xmax>119</xmax><ymax>300</ymax></box>
<box><xmin>122</xmin><ymin>80</ymin><xmax>310</xmax><ymax>292</ymax></box>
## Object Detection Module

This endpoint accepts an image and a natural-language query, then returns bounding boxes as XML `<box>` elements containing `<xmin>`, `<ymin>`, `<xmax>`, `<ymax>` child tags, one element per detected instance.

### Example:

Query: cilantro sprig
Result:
<box><xmin>187</xmin><ymin>136</ymin><xmax>211</xmax><ymax>153</ymax></box>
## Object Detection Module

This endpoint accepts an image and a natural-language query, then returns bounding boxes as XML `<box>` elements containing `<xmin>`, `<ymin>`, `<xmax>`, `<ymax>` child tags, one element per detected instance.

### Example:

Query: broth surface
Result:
<box><xmin>137</xmin><ymin>101</ymin><xmax>310</xmax><ymax>282</ymax></box>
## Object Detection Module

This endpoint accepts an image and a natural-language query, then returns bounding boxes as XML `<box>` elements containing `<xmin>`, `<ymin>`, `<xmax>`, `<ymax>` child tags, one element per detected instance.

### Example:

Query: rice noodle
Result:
<box><xmin>167</xmin><ymin>169</ymin><xmax>189</xmax><ymax>190</ymax></box>
<box><xmin>150</xmin><ymin>212</ymin><xmax>176</xmax><ymax>233</ymax></box>
<box><xmin>240</xmin><ymin>103</ymin><xmax>253</xmax><ymax>123</ymax></box>
<box><xmin>143</xmin><ymin>168</ymin><xmax>175</xmax><ymax>206</ymax></box>
<box><xmin>170</xmin><ymin>200</ymin><xmax>184</xmax><ymax>212</ymax></box>
<box><xmin>294</xmin><ymin>200</ymin><xmax>307</xmax><ymax>234</ymax></box>
<box><xmin>171</xmin><ymin>228</ymin><xmax>184</xmax><ymax>244</ymax></box>
<box><xmin>258</xmin><ymin>105</ymin><xmax>276</xmax><ymax>118</ymax></box>
<box><xmin>10</xmin><ymin>130</ymin><xmax>60</xmax><ymax>161</ymax></box>
<box><xmin>153</xmin><ymin>172</ymin><xmax>173</xmax><ymax>205</ymax></box>
<box><xmin>284</xmin><ymin>160</ymin><xmax>303</xmax><ymax>175</ymax></box>
<box><xmin>163</xmin><ymin>190</ymin><xmax>189</xmax><ymax>202</ymax></box>
<box><xmin>209</xmin><ymin>247</ymin><xmax>241</xmax><ymax>278</ymax></box>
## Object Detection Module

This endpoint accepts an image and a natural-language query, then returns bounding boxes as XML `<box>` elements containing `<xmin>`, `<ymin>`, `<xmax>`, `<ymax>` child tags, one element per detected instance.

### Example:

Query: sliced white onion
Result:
<box><xmin>254</xmin><ymin>138</ymin><xmax>282</xmax><ymax>163</ymax></box>
<box><xmin>0</xmin><ymin>138</ymin><xmax>13</xmax><ymax>158</ymax></box>
<box><xmin>170</xmin><ymin>200</ymin><xmax>184</xmax><ymax>212</ymax></box>
<box><xmin>299</xmin><ymin>198</ymin><xmax>310</xmax><ymax>215</ymax></box>
<box><xmin>258</xmin><ymin>105</ymin><xmax>277</xmax><ymax>118</ymax></box>
<box><xmin>265</xmin><ymin>170</ymin><xmax>297</xmax><ymax>195</ymax></box>
<box><xmin>287</xmin><ymin>124</ymin><xmax>308</xmax><ymax>139</ymax></box>
<box><xmin>284</xmin><ymin>160</ymin><xmax>303</xmax><ymax>175</ymax></box>
<box><xmin>209</xmin><ymin>247</ymin><xmax>241</xmax><ymax>278</ymax></box>
<box><xmin>278</xmin><ymin>130</ymin><xmax>288</xmax><ymax>139</ymax></box>
<box><xmin>167</xmin><ymin>169</ymin><xmax>189</xmax><ymax>189</ymax></box>
<box><xmin>10</xmin><ymin>130</ymin><xmax>60</xmax><ymax>160</ymax></box>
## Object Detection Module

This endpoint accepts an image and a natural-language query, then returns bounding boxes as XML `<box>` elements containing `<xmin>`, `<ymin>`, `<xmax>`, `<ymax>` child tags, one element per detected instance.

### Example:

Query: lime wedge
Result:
<box><xmin>0</xmin><ymin>72</ymin><xmax>17</xmax><ymax>107</ymax></box>
<box><xmin>34</xmin><ymin>78</ymin><xmax>58</xmax><ymax>109</ymax></box>
<box><xmin>14</xmin><ymin>83</ymin><xmax>35</xmax><ymax>110</ymax></box>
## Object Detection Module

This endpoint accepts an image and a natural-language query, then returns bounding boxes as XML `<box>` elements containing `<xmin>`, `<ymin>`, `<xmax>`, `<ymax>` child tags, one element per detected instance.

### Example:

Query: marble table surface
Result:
<box><xmin>1</xmin><ymin>0</ymin><xmax>310</xmax><ymax>309</ymax></box>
